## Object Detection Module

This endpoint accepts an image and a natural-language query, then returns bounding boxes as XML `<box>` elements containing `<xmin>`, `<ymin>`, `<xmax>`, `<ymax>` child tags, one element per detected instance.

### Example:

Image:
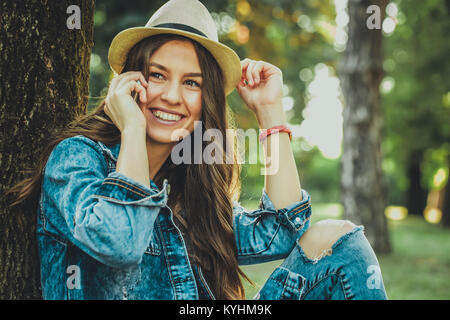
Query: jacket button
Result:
<box><xmin>295</xmin><ymin>216</ymin><xmax>301</xmax><ymax>228</ymax></box>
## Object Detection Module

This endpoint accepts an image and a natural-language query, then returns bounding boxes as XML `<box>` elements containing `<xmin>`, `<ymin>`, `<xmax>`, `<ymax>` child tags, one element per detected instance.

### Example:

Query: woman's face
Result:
<box><xmin>139</xmin><ymin>39</ymin><xmax>203</xmax><ymax>144</ymax></box>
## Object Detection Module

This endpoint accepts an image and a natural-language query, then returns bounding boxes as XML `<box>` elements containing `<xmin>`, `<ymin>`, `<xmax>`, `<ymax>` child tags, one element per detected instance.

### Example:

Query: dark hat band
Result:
<box><xmin>153</xmin><ymin>23</ymin><xmax>208</xmax><ymax>38</ymax></box>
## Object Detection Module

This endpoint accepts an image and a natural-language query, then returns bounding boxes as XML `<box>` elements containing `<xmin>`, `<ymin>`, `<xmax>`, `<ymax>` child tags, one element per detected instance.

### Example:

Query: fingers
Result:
<box><xmin>246</xmin><ymin>60</ymin><xmax>256</xmax><ymax>86</ymax></box>
<box><xmin>103</xmin><ymin>71</ymin><xmax>150</xmax><ymax>132</ymax></box>
<box><xmin>119</xmin><ymin>71</ymin><xmax>148</xmax><ymax>87</ymax></box>
<box><xmin>240</xmin><ymin>58</ymin><xmax>252</xmax><ymax>71</ymax></box>
<box><xmin>252</xmin><ymin>61</ymin><xmax>265</xmax><ymax>84</ymax></box>
<box><xmin>105</xmin><ymin>72</ymin><xmax>148</xmax><ymax>117</ymax></box>
<box><xmin>108</xmin><ymin>71</ymin><xmax>148</xmax><ymax>99</ymax></box>
<box><xmin>135</xmin><ymin>81</ymin><xmax>148</xmax><ymax>103</ymax></box>
<box><xmin>240</xmin><ymin>58</ymin><xmax>251</xmax><ymax>86</ymax></box>
<box><xmin>114</xmin><ymin>72</ymin><xmax>148</xmax><ymax>94</ymax></box>
<box><xmin>239</xmin><ymin>59</ymin><xmax>267</xmax><ymax>88</ymax></box>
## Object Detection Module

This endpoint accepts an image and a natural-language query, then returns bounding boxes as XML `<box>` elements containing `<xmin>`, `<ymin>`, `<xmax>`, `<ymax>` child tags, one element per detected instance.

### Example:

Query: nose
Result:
<box><xmin>161</xmin><ymin>81</ymin><xmax>181</xmax><ymax>105</ymax></box>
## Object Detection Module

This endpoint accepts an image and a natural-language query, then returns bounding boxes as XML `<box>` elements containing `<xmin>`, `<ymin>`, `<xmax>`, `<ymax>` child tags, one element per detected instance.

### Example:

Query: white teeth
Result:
<box><xmin>152</xmin><ymin>110</ymin><xmax>182</xmax><ymax>121</ymax></box>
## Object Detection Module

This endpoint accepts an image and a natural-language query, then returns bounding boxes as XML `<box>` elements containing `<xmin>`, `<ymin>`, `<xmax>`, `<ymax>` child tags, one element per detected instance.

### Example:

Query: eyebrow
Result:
<box><xmin>149</xmin><ymin>62</ymin><xmax>202</xmax><ymax>77</ymax></box>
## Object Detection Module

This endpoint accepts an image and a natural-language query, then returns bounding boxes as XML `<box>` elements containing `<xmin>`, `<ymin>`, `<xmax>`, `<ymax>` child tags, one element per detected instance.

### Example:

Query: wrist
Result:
<box><xmin>121</xmin><ymin>124</ymin><xmax>147</xmax><ymax>139</ymax></box>
<box><xmin>255</xmin><ymin>104</ymin><xmax>287</xmax><ymax>129</ymax></box>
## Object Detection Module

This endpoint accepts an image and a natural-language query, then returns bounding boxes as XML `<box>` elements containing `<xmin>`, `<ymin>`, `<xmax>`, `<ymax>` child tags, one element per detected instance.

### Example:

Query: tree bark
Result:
<box><xmin>338</xmin><ymin>0</ymin><xmax>391</xmax><ymax>254</ymax></box>
<box><xmin>0</xmin><ymin>0</ymin><xmax>94</xmax><ymax>299</ymax></box>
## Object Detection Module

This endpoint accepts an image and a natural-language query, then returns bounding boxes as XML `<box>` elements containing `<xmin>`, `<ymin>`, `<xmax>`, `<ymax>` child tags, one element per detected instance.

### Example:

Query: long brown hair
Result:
<box><xmin>9</xmin><ymin>34</ymin><xmax>252</xmax><ymax>299</ymax></box>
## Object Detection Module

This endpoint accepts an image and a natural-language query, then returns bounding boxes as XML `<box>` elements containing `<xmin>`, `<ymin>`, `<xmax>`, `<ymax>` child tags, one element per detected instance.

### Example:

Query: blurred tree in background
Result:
<box><xmin>338</xmin><ymin>0</ymin><xmax>391</xmax><ymax>253</ymax></box>
<box><xmin>381</xmin><ymin>0</ymin><xmax>450</xmax><ymax>225</ymax></box>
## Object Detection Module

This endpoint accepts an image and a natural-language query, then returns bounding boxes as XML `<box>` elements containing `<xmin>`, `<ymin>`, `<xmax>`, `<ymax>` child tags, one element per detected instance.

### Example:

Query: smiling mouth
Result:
<box><xmin>149</xmin><ymin>108</ymin><xmax>186</xmax><ymax>124</ymax></box>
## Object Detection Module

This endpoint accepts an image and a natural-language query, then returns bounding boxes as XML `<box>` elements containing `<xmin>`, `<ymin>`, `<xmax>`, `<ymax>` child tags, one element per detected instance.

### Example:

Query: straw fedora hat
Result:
<box><xmin>108</xmin><ymin>0</ymin><xmax>242</xmax><ymax>95</ymax></box>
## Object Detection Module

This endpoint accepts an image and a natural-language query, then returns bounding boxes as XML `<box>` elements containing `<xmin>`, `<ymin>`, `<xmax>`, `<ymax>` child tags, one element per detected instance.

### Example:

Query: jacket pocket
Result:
<box><xmin>256</xmin><ymin>267</ymin><xmax>305</xmax><ymax>300</ymax></box>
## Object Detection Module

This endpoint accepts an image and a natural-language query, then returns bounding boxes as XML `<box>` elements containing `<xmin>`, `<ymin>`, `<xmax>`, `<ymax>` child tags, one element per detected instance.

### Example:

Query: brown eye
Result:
<box><xmin>150</xmin><ymin>72</ymin><xmax>164</xmax><ymax>80</ymax></box>
<box><xmin>185</xmin><ymin>79</ymin><xmax>200</xmax><ymax>88</ymax></box>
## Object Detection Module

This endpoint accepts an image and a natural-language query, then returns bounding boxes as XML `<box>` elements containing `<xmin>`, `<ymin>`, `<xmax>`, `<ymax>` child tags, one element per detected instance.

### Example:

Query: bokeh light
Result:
<box><xmin>383</xmin><ymin>17</ymin><xmax>397</xmax><ymax>35</ymax></box>
<box><xmin>294</xmin><ymin>64</ymin><xmax>343</xmax><ymax>159</ymax></box>
<box><xmin>385</xmin><ymin>206</ymin><xmax>408</xmax><ymax>221</ymax></box>
<box><xmin>424</xmin><ymin>207</ymin><xmax>443</xmax><ymax>224</ymax></box>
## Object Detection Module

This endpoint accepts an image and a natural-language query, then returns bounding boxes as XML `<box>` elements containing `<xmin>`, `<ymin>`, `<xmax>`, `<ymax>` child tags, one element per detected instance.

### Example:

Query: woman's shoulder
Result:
<box><xmin>54</xmin><ymin>135</ymin><xmax>103</xmax><ymax>155</ymax></box>
<box><xmin>46</xmin><ymin>135</ymin><xmax>106</xmax><ymax>171</ymax></box>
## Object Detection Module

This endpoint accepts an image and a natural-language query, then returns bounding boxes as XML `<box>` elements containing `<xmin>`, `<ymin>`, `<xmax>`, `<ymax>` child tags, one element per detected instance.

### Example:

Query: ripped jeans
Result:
<box><xmin>252</xmin><ymin>226</ymin><xmax>388</xmax><ymax>300</ymax></box>
<box><xmin>221</xmin><ymin>225</ymin><xmax>387</xmax><ymax>300</ymax></box>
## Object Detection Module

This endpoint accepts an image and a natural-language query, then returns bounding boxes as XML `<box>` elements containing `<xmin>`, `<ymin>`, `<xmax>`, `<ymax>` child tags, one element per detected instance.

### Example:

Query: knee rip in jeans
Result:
<box><xmin>298</xmin><ymin>219</ymin><xmax>357</xmax><ymax>264</ymax></box>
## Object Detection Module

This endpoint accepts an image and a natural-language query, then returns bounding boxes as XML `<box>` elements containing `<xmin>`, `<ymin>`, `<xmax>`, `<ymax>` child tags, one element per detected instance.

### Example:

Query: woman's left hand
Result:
<box><xmin>236</xmin><ymin>59</ymin><xmax>284</xmax><ymax>116</ymax></box>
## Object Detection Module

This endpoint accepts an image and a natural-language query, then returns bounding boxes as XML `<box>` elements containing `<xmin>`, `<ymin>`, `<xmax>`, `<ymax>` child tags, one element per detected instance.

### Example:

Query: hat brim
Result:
<box><xmin>108</xmin><ymin>27</ymin><xmax>242</xmax><ymax>95</ymax></box>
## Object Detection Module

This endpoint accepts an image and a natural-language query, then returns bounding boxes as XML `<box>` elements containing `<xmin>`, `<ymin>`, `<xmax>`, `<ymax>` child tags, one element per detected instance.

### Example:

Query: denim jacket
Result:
<box><xmin>37</xmin><ymin>135</ymin><xmax>312</xmax><ymax>299</ymax></box>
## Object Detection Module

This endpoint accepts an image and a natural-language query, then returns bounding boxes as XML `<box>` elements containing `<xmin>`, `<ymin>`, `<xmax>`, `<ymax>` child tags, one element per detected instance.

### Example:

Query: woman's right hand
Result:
<box><xmin>104</xmin><ymin>71</ymin><xmax>149</xmax><ymax>132</ymax></box>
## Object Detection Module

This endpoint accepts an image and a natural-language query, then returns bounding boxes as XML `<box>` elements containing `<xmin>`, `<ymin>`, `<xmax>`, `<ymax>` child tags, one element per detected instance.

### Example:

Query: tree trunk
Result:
<box><xmin>338</xmin><ymin>0</ymin><xmax>391</xmax><ymax>254</ymax></box>
<box><xmin>406</xmin><ymin>150</ymin><xmax>428</xmax><ymax>216</ymax></box>
<box><xmin>0</xmin><ymin>0</ymin><xmax>94</xmax><ymax>299</ymax></box>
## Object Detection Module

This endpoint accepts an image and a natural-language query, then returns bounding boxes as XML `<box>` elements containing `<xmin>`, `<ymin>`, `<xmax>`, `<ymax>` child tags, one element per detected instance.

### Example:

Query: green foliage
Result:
<box><xmin>382</xmin><ymin>0</ymin><xmax>450</xmax><ymax>193</ymax></box>
<box><xmin>296</xmin><ymin>147</ymin><xmax>341</xmax><ymax>203</ymax></box>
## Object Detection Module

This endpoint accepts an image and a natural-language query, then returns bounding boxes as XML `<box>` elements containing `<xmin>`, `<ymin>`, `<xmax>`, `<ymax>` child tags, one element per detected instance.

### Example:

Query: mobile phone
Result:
<box><xmin>132</xmin><ymin>80</ymin><xmax>141</xmax><ymax>102</ymax></box>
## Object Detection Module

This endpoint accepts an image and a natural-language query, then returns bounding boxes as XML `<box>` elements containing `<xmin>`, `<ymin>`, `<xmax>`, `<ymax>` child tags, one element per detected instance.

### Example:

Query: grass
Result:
<box><xmin>239</xmin><ymin>201</ymin><xmax>450</xmax><ymax>300</ymax></box>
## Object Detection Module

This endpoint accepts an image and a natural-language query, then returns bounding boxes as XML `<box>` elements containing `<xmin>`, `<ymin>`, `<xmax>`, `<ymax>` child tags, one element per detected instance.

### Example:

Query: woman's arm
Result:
<box><xmin>41</xmin><ymin>136</ymin><xmax>169</xmax><ymax>268</ymax></box>
<box><xmin>105</xmin><ymin>72</ymin><xmax>150</xmax><ymax>188</ymax></box>
<box><xmin>234</xmin><ymin>59</ymin><xmax>308</xmax><ymax>265</ymax></box>
<box><xmin>233</xmin><ymin>188</ymin><xmax>311</xmax><ymax>265</ymax></box>
<box><xmin>257</xmin><ymin>105</ymin><xmax>302</xmax><ymax>209</ymax></box>
<box><xmin>117</xmin><ymin>126</ymin><xmax>149</xmax><ymax>188</ymax></box>
<box><xmin>237</xmin><ymin>59</ymin><xmax>302</xmax><ymax>209</ymax></box>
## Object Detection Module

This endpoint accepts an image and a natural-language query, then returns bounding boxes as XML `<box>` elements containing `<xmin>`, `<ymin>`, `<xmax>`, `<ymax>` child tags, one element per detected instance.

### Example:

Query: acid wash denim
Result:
<box><xmin>37</xmin><ymin>135</ymin><xmax>387</xmax><ymax>300</ymax></box>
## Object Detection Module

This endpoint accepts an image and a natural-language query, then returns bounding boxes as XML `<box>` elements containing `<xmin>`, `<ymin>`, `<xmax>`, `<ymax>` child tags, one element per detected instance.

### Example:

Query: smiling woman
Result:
<box><xmin>9</xmin><ymin>0</ymin><xmax>388</xmax><ymax>301</ymax></box>
<box><xmin>140</xmin><ymin>40</ymin><xmax>204</xmax><ymax>143</ymax></box>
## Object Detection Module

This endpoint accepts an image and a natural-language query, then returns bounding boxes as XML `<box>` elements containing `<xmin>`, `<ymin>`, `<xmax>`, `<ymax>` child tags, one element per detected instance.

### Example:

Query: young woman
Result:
<box><xmin>11</xmin><ymin>0</ymin><xmax>387</xmax><ymax>300</ymax></box>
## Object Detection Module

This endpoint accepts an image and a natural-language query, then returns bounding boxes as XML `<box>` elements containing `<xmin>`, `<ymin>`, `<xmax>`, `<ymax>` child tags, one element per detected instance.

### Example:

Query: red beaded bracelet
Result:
<box><xmin>259</xmin><ymin>125</ymin><xmax>292</xmax><ymax>143</ymax></box>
